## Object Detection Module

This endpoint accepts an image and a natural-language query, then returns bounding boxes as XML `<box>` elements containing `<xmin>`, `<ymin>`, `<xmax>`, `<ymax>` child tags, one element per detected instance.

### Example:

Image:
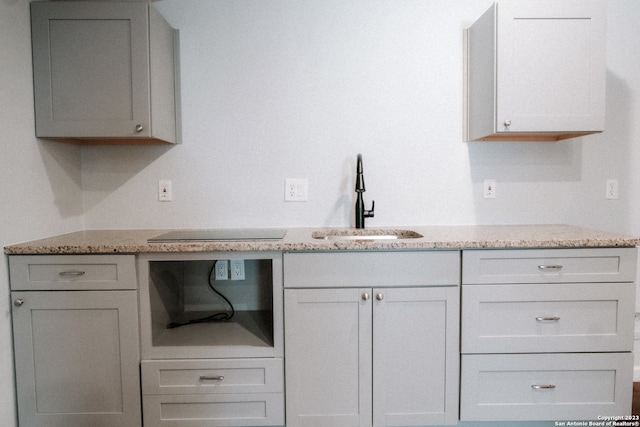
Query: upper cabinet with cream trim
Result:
<box><xmin>30</xmin><ymin>1</ymin><xmax>181</xmax><ymax>145</ymax></box>
<box><xmin>464</xmin><ymin>0</ymin><xmax>606</xmax><ymax>142</ymax></box>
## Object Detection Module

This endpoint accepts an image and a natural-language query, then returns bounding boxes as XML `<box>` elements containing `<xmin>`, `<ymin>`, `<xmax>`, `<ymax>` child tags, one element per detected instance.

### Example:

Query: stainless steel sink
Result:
<box><xmin>312</xmin><ymin>229</ymin><xmax>423</xmax><ymax>241</ymax></box>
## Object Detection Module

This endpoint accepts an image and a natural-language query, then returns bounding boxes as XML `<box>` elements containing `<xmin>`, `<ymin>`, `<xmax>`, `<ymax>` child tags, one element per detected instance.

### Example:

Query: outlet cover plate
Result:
<box><xmin>230</xmin><ymin>259</ymin><xmax>245</xmax><ymax>280</ymax></box>
<box><xmin>285</xmin><ymin>178</ymin><xmax>308</xmax><ymax>202</ymax></box>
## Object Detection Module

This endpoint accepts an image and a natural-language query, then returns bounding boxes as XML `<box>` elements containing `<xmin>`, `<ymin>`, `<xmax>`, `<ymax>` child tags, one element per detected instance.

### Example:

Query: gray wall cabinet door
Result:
<box><xmin>11</xmin><ymin>290</ymin><xmax>141</xmax><ymax>427</ymax></box>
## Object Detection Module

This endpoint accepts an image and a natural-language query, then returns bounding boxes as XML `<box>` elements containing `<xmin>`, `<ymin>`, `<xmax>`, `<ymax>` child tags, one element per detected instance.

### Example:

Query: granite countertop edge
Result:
<box><xmin>4</xmin><ymin>224</ymin><xmax>639</xmax><ymax>255</ymax></box>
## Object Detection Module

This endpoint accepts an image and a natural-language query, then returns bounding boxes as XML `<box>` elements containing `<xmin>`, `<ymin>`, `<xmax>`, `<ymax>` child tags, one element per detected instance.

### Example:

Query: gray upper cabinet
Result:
<box><xmin>464</xmin><ymin>0</ymin><xmax>606</xmax><ymax>142</ymax></box>
<box><xmin>30</xmin><ymin>1</ymin><xmax>181</xmax><ymax>144</ymax></box>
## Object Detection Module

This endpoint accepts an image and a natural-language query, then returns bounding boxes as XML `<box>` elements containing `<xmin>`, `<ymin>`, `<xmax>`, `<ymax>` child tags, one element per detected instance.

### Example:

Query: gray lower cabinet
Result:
<box><xmin>137</xmin><ymin>252</ymin><xmax>285</xmax><ymax>427</ymax></box>
<box><xmin>9</xmin><ymin>255</ymin><xmax>141</xmax><ymax>427</ymax></box>
<box><xmin>283</xmin><ymin>251</ymin><xmax>460</xmax><ymax>427</ymax></box>
<box><xmin>460</xmin><ymin>248</ymin><xmax>637</xmax><ymax>421</ymax></box>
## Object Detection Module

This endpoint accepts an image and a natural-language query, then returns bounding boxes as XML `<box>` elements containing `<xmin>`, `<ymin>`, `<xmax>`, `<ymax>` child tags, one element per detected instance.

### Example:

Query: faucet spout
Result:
<box><xmin>355</xmin><ymin>154</ymin><xmax>365</xmax><ymax>192</ymax></box>
<box><xmin>355</xmin><ymin>154</ymin><xmax>374</xmax><ymax>229</ymax></box>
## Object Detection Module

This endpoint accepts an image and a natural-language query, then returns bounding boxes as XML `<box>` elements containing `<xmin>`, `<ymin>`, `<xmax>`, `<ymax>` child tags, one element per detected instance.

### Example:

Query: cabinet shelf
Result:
<box><xmin>152</xmin><ymin>310</ymin><xmax>274</xmax><ymax>349</ymax></box>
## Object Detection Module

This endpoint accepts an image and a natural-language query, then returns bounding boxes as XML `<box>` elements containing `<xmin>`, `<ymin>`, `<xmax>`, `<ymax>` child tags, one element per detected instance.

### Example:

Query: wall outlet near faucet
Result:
<box><xmin>285</xmin><ymin>178</ymin><xmax>308</xmax><ymax>202</ymax></box>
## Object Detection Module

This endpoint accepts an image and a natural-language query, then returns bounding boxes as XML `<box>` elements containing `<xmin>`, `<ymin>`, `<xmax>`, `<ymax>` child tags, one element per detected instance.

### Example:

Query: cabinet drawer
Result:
<box><xmin>463</xmin><ymin>248</ymin><xmax>636</xmax><ymax>284</ymax></box>
<box><xmin>143</xmin><ymin>393</ymin><xmax>284</xmax><ymax>427</ymax></box>
<box><xmin>460</xmin><ymin>353</ymin><xmax>633</xmax><ymax>421</ymax></box>
<box><xmin>141</xmin><ymin>359</ymin><xmax>283</xmax><ymax>395</ymax></box>
<box><xmin>284</xmin><ymin>250</ymin><xmax>460</xmax><ymax>288</ymax></box>
<box><xmin>9</xmin><ymin>255</ymin><xmax>136</xmax><ymax>290</ymax></box>
<box><xmin>461</xmin><ymin>282</ymin><xmax>635</xmax><ymax>353</ymax></box>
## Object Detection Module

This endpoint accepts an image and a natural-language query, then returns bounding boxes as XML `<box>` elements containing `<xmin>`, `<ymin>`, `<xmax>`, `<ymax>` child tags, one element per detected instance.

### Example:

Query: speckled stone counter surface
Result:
<box><xmin>4</xmin><ymin>224</ymin><xmax>639</xmax><ymax>255</ymax></box>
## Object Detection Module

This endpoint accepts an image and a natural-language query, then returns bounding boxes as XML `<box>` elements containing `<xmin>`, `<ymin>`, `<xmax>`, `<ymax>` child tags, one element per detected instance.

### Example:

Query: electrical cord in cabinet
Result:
<box><xmin>166</xmin><ymin>261</ymin><xmax>235</xmax><ymax>329</ymax></box>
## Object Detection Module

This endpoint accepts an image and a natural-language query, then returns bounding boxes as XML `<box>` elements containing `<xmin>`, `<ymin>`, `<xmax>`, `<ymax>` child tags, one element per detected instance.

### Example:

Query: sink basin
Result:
<box><xmin>312</xmin><ymin>229</ymin><xmax>423</xmax><ymax>241</ymax></box>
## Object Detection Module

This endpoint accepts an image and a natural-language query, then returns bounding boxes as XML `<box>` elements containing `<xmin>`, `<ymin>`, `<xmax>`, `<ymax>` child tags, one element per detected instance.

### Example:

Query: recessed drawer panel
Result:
<box><xmin>461</xmin><ymin>283</ymin><xmax>635</xmax><ymax>353</ymax></box>
<box><xmin>141</xmin><ymin>359</ymin><xmax>283</xmax><ymax>395</ymax></box>
<box><xmin>9</xmin><ymin>255</ymin><xmax>137</xmax><ymax>290</ymax></box>
<box><xmin>143</xmin><ymin>392</ymin><xmax>284</xmax><ymax>427</ymax></box>
<box><xmin>284</xmin><ymin>250</ymin><xmax>460</xmax><ymax>288</ymax></box>
<box><xmin>463</xmin><ymin>248</ymin><xmax>637</xmax><ymax>284</ymax></box>
<box><xmin>460</xmin><ymin>353</ymin><xmax>633</xmax><ymax>421</ymax></box>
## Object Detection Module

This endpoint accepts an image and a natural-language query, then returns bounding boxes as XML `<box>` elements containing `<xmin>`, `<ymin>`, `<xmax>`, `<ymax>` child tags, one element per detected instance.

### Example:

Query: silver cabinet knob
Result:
<box><xmin>14</xmin><ymin>299</ymin><xmax>24</xmax><ymax>307</ymax></box>
<box><xmin>362</xmin><ymin>293</ymin><xmax>370</xmax><ymax>301</ymax></box>
<box><xmin>376</xmin><ymin>293</ymin><xmax>384</xmax><ymax>301</ymax></box>
<box><xmin>504</xmin><ymin>120</ymin><xmax>511</xmax><ymax>128</ymax></box>
<box><xmin>135</xmin><ymin>124</ymin><xmax>144</xmax><ymax>133</ymax></box>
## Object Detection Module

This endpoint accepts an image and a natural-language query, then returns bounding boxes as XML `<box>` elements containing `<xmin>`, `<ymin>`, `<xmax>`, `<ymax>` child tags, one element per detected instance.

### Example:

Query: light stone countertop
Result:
<box><xmin>4</xmin><ymin>224</ymin><xmax>639</xmax><ymax>255</ymax></box>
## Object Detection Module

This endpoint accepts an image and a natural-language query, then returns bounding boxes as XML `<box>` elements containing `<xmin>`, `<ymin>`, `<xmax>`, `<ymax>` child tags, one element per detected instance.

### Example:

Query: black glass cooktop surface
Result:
<box><xmin>148</xmin><ymin>228</ymin><xmax>287</xmax><ymax>242</ymax></box>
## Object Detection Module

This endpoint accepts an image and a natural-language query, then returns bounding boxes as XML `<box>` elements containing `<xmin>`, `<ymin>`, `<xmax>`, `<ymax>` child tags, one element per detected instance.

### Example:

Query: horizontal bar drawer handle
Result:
<box><xmin>535</xmin><ymin>316</ymin><xmax>561</xmax><ymax>322</ymax></box>
<box><xmin>58</xmin><ymin>270</ymin><xmax>86</xmax><ymax>277</ymax></box>
<box><xmin>538</xmin><ymin>265</ymin><xmax>563</xmax><ymax>270</ymax></box>
<box><xmin>531</xmin><ymin>384</ymin><xmax>556</xmax><ymax>390</ymax></box>
<box><xmin>199</xmin><ymin>375</ymin><xmax>224</xmax><ymax>381</ymax></box>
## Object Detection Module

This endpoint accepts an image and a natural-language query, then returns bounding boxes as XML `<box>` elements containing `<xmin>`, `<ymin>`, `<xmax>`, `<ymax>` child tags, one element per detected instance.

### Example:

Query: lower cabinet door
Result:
<box><xmin>284</xmin><ymin>288</ymin><xmax>373</xmax><ymax>427</ymax></box>
<box><xmin>11</xmin><ymin>290</ymin><xmax>141</xmax><ymax>427</ymax></box>
<box><xmin>143</xmin><ymin>393</ymin><xmax>284</xmax><ymax>426</ymax></box>
<box><xmin>460</xmin><ymin>352</ymin><xmax>633</xmax><ymax>421</ymax></box>
<box><xmin>373</xmin><ymin>286</ymin><xmax>459</xmax><ymax>426</ymax></box>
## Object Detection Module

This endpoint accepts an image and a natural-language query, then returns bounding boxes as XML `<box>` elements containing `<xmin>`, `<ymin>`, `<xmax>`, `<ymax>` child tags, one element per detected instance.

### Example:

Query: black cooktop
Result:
<box><xmin>147</xmin><ymin>228</ymin><xmax>287</xmax><ymax>242</ymax></box>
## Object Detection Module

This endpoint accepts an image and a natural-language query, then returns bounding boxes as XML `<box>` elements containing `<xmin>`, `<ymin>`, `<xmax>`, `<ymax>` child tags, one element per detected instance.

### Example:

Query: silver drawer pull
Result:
<box><xmin>531</xmin><ymin>384</ymin><xmax>556</xmax><ymax>390</ymax></box>
<box><xmin>59</xmin><ymin>270</ymin><xmax>86</xmax><ymax>277</ymax></box>
<box><xmin>538</xmin><ymin>265</ymin><xmax>563</xmax><ymax>270</ymax></box>
<box><xmin>200</xmin><ymin>376</ymin><xmax>224</xmax><ymax>381</ymax></box>
<box><xmin>536</xmin><ymin>316</ymin><xmax>560</xmax><ymax>322</ymax></box>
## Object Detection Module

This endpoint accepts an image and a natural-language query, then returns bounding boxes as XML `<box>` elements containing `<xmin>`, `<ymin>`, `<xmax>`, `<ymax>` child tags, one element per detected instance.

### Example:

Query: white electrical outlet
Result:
<box><xmin>215</xmin><ymin>260</ymin><xmax>228</xmax><ymax>280</ymax></box>
<box><xmin>606</xmin><ymin>179</ymin><xmax>618</xmax><ymax>200</ymax></box>
<box><xmin>285</xmin><ymin>178</ymin><xmax>308</xmax><ymax>202</ymax></box>
<box><xmin>159</xmin><ymin>179</ymin><xmax>172</xmax><ymax>201</ymax></box>
<box><xmin>483</xmin><ymin>179</ymin><xmax>496</xmax><ymax>199</ymax></box>
<box><xmin>230</xmin><ymin>259</ymin><xmax>245</xmax><ymax>280</ymax></box>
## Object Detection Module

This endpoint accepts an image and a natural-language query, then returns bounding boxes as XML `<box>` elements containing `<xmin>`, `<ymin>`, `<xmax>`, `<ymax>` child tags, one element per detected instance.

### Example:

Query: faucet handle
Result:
<box><xmin>365</xmin><ymin>200</ymin><xmax>375</xmax><ymax>218</ymax></box>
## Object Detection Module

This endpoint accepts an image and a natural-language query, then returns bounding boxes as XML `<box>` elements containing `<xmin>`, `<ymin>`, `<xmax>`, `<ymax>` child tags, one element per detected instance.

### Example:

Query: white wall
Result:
<box><xmin>3</xmin><ymin>0</ymin><xmax>640</xmax><ymax>426</ymax></box>
<box><xmin>80</xmin><ymin>0</ymin><xmax>640</xmax><ymax>236</ymax></box>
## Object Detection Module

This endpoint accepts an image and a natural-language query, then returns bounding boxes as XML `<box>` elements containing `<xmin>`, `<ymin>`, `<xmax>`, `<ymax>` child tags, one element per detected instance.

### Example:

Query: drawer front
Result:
<box><xmin>284</xmin><ymin>250</ymin><xmax>460</xmax><ymax>288</ymax></box>
<box><xmin>461</xmin><ymin>283</ymin><xmax>635</xmax><ymax>353</ymax></box>
<box><xmin>141</xmin><ymin>359</ymin><xmax>283</xmax><ymax>395</ymax></box>
<box><xmin>460</xmin><ymin>353</ymin><xmax>633</xmax><ymax>421</ymax></box>
<box><xmin>9</xmin><ymin>255</ymin><xmax>137</xmax><ymax>290</ymax></box>
<box><xmin>463</xmin><ymin>248</ymin><xmax>637</xmax><ymax>284</ymax></box>
<box><xmin>143</xmin><ymin>393</ymin><xmax>284</xmax><ymax>427</ymax></box>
